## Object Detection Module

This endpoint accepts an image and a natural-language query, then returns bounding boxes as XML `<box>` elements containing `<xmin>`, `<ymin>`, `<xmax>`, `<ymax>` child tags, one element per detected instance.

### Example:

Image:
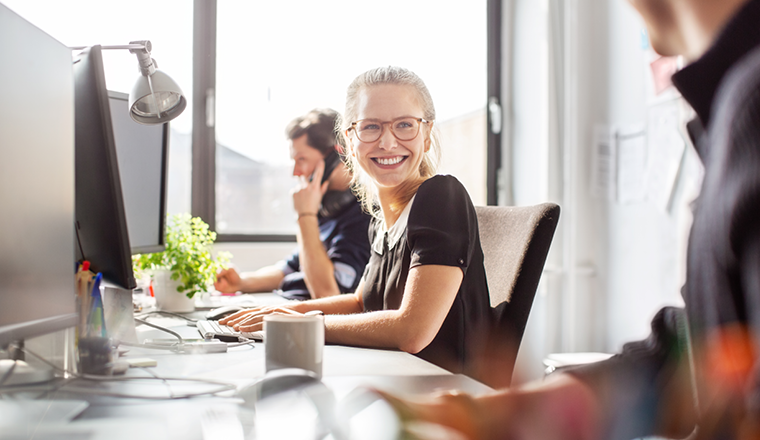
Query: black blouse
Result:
<box><xmin>361</xmin><ymin>175</ymin><xmax>492</xmax><ymax>373</ymax></box>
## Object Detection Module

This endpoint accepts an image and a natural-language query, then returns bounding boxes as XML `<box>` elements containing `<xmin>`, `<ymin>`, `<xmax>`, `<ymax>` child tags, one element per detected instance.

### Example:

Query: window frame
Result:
<box><xmin>191</xmin><ymin>0</ymin><xmax>502</xmax><ymax>241</ymax></box>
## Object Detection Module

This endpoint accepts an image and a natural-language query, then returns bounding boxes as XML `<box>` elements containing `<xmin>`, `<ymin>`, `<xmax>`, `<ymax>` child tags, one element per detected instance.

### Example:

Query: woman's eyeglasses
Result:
<box><xmin>348</xmin><ymin>117</ymin><xmax>430</xmax><ymax>143</ymax></box>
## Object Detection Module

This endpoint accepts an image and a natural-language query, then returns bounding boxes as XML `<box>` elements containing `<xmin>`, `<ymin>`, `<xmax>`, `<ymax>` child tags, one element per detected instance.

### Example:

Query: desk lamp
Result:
<box><xmin>70</xmin><ymin>40</ymin><xmax>186</xmax><ymax>125</ymax></box>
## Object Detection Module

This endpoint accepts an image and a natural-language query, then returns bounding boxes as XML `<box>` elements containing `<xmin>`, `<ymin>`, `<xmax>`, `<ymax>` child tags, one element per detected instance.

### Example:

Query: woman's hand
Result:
<box><xmin>219</xmin><ymin>306</ymin><xmax>302</xmax><ymax>332</ymax></box>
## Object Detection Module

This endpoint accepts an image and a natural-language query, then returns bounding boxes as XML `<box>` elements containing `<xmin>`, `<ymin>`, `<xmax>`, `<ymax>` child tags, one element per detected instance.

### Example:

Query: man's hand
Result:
<box><xmin>214</xmin><ymin>267</ymin><xmax>242</xmax><ymax>293</ymax></box>
<box><xmin>373</xmin><ymin>374</ymin><xmax>601</xmax><ymax>440</ymax></box>
<box><xmin>292</xmin><ymin>159</ymin><xmax>329</xmax><ymax>216</ymax></box>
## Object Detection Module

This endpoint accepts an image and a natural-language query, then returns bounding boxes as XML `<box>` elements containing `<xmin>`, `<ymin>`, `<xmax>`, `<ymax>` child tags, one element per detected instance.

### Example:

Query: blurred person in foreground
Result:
<box><xmin>215</xmin><ymin>109</ymin><xmax>371</xmax><ymax>300</ymax></box>
<box><xmin>374</xmin><ymin>0</ymin><xmax>760</xmax><ymax>438</ymax></box>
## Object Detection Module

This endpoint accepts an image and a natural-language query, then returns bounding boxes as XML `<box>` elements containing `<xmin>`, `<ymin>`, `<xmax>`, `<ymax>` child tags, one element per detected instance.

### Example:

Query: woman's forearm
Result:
<box><xmin>288</xmin><ymin>291</ymin><xmax>364</xmax><ymax>315</ymax></box>
<box><xmin>323</xmin><ymin>265</ymin><xmax>463</xmax><ymax>352</ymax></box>
<box><xmin>324</xmin><ymin>309</ymin><xmax>407</xmax><ymax>349</ymax></box>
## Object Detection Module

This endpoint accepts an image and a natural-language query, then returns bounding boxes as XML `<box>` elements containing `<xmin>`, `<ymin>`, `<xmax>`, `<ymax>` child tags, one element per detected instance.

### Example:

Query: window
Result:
<box><xmin>7</xmin><ymin>0</ymin><xmax>491</xmax><ymax>241</ymax></box>
<box><xmin>213</xmin><ymin>0</ymin><xmax>488</xmax><ymax>238</ymax></box>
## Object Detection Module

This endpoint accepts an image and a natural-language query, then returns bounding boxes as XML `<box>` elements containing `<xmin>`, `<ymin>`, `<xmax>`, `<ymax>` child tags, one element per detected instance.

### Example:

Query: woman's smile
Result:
<box><xmin>372</xmin><ymin>155</ymin><xmax>408</xmax><ymax>167</ymax></box>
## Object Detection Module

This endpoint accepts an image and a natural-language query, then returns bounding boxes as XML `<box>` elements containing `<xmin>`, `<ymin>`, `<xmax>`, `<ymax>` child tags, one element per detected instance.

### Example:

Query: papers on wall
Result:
<box><xmin>615</xmin><ymin>125</ymin><xmax>647</xmax><ymax>204</ymax></box>
<box><xmin>644</xmin><ymin>99</ymin><xmax>686</xmax><ymax>211</ymax></box>
<box><xmin>591</xmin><ymin>125</ymin><xmax>616</xmax><ymax>201</ymax></box>
<box><xmin>591</xmin><ymin>124</ymin><xmax>647</xmax><ymax>204</ymax></box>
<box><xmin>591</xmin><ymin>102</ymin><xmax>686</xmax><ymax>211</ymax></box>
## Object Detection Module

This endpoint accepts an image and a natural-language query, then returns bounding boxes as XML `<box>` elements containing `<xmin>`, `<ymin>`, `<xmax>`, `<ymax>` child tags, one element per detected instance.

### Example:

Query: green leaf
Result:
<box><xmin>131</xmin><ymin>213</ymin><xmax>233</xmax><ymax>298</ymax></box>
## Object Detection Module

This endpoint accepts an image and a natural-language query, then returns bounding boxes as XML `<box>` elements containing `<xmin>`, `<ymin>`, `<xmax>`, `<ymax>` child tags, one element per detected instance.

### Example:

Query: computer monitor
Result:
<box><xmin>108</xmin><ymin>90</ymin><xmax>169</xmax><ymax>255</ymax></box>
<box><xmin>0</xmin><ymin>3</ymin><xmax>78</xmax><ymax>348</ymax></box>
<box><xmin>73</xmin><ymin>45</ymin><xmax>136</xmax><ymax>290</ymax></box>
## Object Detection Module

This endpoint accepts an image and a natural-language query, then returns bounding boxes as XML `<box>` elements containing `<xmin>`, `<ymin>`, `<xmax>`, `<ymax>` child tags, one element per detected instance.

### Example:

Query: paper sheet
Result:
<box><xmin>615</xmin><ymin>125</ymin><xmax>647</xmax><ymax>204</ymax></box>
<box><xmin>645</xmin><ymin>100</ymin><xmax>686</xmax><ymax>211</ymax></box>
<box><xmin>591</xmin><ymin>125</ymin><xmax>616</xmax><ymax>201</ymax></box>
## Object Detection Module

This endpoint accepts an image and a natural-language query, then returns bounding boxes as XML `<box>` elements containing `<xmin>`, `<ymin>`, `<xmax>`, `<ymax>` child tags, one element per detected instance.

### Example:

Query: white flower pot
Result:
<box><xmin>152</xmin><ymin>270</ymin><xmax>195</xmax><ymax>313</ymax></box>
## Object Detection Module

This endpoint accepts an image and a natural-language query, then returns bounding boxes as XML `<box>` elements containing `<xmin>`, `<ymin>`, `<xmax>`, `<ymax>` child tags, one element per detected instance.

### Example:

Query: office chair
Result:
<box><xmin>474</xmin><ymin>203</ymin><xmax>560</xmax><ymax>387</ymax></box>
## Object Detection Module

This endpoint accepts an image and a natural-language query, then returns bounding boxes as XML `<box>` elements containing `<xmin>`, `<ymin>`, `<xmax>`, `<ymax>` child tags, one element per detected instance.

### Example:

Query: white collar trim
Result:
<box><xmin>372</xmin><ymin>195</ymin><xmax>416</xmax><ymax>255</ymax></box>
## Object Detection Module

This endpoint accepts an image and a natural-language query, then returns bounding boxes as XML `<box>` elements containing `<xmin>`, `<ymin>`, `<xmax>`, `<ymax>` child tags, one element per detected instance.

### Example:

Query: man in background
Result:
<box><xmin>378</xmin><ymin>0</ymin><xmax>760</xmax><ymax>438</ymax></box>
<box><xmin>215</xmin><ymin>109</ymin><xmax>371</xmax><ymax>300</ymax></box>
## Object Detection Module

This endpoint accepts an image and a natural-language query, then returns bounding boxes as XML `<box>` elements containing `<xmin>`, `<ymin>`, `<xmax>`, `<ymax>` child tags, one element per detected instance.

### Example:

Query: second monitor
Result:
<box><xmin>108</xmin><ymin>90</ymin><xmax>169</xmax><ymax>255</ymax></box>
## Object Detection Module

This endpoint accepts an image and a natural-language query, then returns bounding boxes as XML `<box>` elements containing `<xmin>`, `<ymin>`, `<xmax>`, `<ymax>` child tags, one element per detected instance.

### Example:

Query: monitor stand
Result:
<box><xmin>0</xmin><ymin>359</ymin><xmax>54</xmax><ymax>385</ymax></box>
<box><xmin>101</xmin><ymin>283</ymin><xmax>138</xmax><ymax>344</ymax></box>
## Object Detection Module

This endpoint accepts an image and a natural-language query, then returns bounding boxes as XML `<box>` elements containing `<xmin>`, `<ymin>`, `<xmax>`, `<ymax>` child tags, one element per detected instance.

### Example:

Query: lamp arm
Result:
<box><xmin>69</xmin><ymin>41</ymin><xmax>156</xmax><ymax>76</ymax></box>
<box><xmin>69</xmin><ymin>43</ymin><xmax>147</xmax><ymax>51</ymax></box>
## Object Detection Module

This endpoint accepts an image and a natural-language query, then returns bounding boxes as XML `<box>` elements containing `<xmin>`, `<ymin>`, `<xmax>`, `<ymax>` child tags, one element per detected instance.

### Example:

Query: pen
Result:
<box><xmin>87</xmin><ymin>273</ymin><xmax>105</xmax><ymax>338</ymax></box>
<box><xmin>76</xmin><ymin>261</ymin><xmax>91</xmax><ymax>334</ymax></box>
<box><xmin>90</xmin><ymin>272</ymin><xmax>102</xmax><ymax>297</ymax></box>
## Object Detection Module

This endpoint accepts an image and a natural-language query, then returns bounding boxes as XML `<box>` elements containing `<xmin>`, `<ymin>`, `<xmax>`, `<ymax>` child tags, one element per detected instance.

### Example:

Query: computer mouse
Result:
<box><xmin>205</xmin><ymin>305</ymin><xmax>246</xmax><ymax>321</ymax></box>
<box><xmin>236</xmin><ymin>368</ymin><xmax>322</xmax><ymax>406</ymax></box>
<box><xmin>238</xmin><ymin>368</ymin><xmax>345</xmax><ymax>438</ymax></box>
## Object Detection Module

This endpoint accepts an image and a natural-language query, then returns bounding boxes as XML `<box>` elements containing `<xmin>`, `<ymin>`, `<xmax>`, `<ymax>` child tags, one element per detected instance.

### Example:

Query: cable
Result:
<box><xmin>1</xmin><ymin>345</ymin><xmax>237</xmax><ymax>400</ymax></box>
<box><xmin>226</xmin><ymin>340</ymin><xmax>257</xmax><ymax>349</ymax></box>
<box><xmin>135</xmin><ymin>310</ymin><xmax>198</xmax><ymax>323</ymax></box>
<box><xmin>119</xmin><ymin>340</ymin><xmax>183</xmax><ymax>352</ymax></box>
<box><xmin>133</xmin><ymin>317</ymin><xmax>184</xmax><ymax>343</ymax></box>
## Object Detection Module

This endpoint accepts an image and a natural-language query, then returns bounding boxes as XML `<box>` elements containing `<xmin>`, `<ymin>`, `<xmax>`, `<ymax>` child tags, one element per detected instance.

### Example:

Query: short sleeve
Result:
<box><xmin>279</xmin><ymin>248</ymin><xmax>299</xmax><ymax>274</ymax></box>
<box><xmin>407</xmin><ymin>175</ymin><xmax>478</xmax><ymax>273</ymax></box>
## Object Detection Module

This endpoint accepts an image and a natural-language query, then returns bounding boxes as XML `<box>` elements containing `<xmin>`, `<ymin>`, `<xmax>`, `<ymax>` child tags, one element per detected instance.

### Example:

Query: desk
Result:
<box><xmin>5</xmin><ymin>297</ymin><xmax>493</xmax><ymax>440</ymax></box>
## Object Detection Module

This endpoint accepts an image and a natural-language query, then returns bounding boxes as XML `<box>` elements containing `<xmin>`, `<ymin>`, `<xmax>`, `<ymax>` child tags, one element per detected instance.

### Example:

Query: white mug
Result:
<box><xmin>264</xmin><ymin>313</ymin><xmax>324</xmax><ymax>377</ymax></box>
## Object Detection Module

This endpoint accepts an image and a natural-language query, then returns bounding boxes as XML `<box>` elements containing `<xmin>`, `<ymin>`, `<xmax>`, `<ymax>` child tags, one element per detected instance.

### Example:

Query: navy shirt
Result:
<box><xmin>278</xmin><ymin>194</ymin><xmax>371</xmax><ymax>300</ymax></box>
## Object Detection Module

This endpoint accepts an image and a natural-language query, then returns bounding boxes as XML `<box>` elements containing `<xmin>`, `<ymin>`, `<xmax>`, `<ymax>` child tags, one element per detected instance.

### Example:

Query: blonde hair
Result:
<box><xmin>338</xmin><ymin>66</ymin><xmax>441</xmax><ymax>218</ymax></box>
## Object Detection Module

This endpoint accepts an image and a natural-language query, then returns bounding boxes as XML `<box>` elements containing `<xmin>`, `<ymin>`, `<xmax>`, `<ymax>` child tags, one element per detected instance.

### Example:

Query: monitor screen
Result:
<box><xmin>0</xmin><ymin>3</ymin><xmax>78</xmax><ymax>347</ymax></box>
<box><xmin>108</xmin><ymin>91</ymin><xmax>168</xmax><ymax>255</ymax></box>
<box><xmin>73</xmin><ymin>45</ymin><xmax>136</xmax><ymax>290</ymax></box>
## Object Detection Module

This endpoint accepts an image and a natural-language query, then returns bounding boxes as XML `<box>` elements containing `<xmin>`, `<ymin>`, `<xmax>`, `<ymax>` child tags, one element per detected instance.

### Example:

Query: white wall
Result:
<box><xmin>510</xmin><ymin>0</ymin><xmax>700</xmax><ymax>383</ymax></box>
<box><xmin>602</xmin><ymin>0</ymin><xmax>696</xmax><ymax>351</ymax></box>
<box><xmin>213</xmin><ymin>242</ymin><xmax>296</xmax><ymax>274</ymax></box>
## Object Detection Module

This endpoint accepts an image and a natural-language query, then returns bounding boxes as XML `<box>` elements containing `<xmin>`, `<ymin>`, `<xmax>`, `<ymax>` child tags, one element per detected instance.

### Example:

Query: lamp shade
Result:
<box><xmin>128</xmin><ymin>69</ymin><xmax>186</xmax><ymax>125</ymax></box>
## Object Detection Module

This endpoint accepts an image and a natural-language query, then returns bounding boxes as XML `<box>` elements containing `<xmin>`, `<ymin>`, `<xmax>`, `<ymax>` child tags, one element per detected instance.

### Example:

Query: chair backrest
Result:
<box><xmin>474</xmin><ymin>203</ymin><xmax>560</xmax><ymax>386</ymax></box>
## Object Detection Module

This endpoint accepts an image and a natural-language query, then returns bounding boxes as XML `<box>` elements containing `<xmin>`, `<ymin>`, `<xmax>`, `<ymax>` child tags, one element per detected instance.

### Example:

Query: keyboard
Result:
<box><xmin>196</xmin><ymin>320</ymin><xmax>263</xmax><ymax>342</ymax></box>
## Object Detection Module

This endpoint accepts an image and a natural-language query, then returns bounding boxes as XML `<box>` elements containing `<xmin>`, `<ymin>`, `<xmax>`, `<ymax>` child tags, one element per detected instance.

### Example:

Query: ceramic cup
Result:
<box><xmin>264</xmin><ymin>313</ymin><xmax>324</xmax><ymax>377</ymax></box>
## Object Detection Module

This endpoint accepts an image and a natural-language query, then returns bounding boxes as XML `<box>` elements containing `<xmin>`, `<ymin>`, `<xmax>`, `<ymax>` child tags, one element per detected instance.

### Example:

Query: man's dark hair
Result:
<box><xmin>285</xmin><ymin>108</ymin><xmax>342</xmax><ymax>157</ymax></box>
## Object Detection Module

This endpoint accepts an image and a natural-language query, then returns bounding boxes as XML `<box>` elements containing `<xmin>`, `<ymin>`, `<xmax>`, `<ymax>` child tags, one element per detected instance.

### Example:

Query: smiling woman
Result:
<box><xmin>221</xmin><ymin>66</ymin><xmax>493</xmax><ymax>374</ymax></box>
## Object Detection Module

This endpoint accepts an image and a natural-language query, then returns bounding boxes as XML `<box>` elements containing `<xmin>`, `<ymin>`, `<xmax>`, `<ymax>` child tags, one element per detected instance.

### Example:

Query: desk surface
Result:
<box><xmin>6</xmin><ymin>295</ymin><xmax>493</xmax><ymax>440</ymax></box>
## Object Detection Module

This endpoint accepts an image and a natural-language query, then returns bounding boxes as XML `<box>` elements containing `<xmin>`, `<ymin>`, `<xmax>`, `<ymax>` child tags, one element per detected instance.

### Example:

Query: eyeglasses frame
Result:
<box><xmin>348</xmin><ymin>117</ymin><xmax>431</xmax><ymax>143</ymax></box>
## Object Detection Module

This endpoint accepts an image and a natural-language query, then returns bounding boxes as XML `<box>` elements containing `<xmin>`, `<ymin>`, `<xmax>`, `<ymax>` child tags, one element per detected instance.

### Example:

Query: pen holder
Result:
<box><xmin>75</xmin><ymin>266</ymin><xmax>114</xmax><ymax>375</ymax></box>
<box><xmin>77</xmin><ymin>336</ymin><xmax>114</xmax><ymax>376</ymax></box>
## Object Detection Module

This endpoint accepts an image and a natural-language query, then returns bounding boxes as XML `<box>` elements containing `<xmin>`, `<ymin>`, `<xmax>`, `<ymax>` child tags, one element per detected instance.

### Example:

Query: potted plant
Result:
<box><xmin>133</xmin><ymin>213</ymin><xmax>231</xmax><ymax>312</ymax></box>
